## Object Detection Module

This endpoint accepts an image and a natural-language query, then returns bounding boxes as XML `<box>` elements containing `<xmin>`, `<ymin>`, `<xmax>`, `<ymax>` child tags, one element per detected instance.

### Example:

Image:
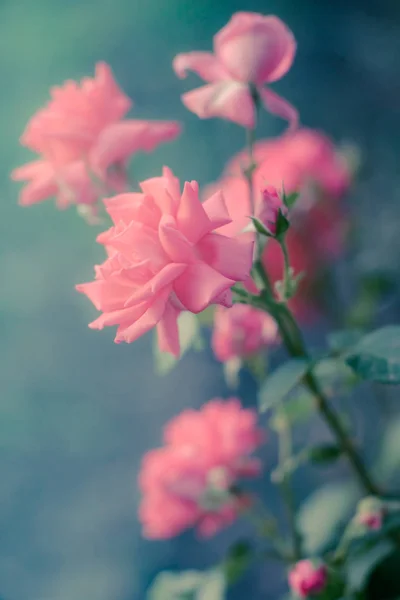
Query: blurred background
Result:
<box><xmin>2</xmin><ymin>0</ymin><xmax>400</xmax><ymax>598</ymax></box>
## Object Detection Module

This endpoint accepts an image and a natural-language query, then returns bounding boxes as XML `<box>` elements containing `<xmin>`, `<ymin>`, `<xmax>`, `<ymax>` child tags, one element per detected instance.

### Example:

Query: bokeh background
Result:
<box><xmin>2</xmin><ymin>0</ymin><xmax>400</xmax><ymax>598</ymax></box>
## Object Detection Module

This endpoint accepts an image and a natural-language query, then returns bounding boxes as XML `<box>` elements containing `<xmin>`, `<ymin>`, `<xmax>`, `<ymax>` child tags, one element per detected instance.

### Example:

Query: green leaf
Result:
<box><xmin>250</xmin><ymin>216</ymin><xmax>271</xmax><ymax>236</ymax></box>
<box><xmin>327</xmin><ymin>329</ymin><xmax>364</xmax><ymax>355</ymax></box>
<box><xmin>297</xmin><ymin>482</ymin><xmax>359</xmax><ymax>554</ymax></box>
<box><xmin>346</xmin><ymin>539</ymin><xmax>395</xmax><ymax>592</ymax></box>
<box><xmin>147</xmin><ymin>570</ymin><xmax>202</xmax><ymax>600</ymax></box>
<box><xmin>314</xmin><ymin>358</ymin><xmax>359</xmax><ymax>394</ymax></box>
<box><xmin>223</xmin><ymin>541</ymin><xmax>253</xmax><ymax>585</ymax></box>
<box><xmin>258</xmin><ymin>358</ymin><xmax>310</xmax><ymax>413</ymax></box>
<box><xmin>153</xmin><ymin>312</ymin><xmax>201</xmax><ymax>375</ymax></box>
<box><xmin>345</xmin><ymin>325</ymin><xmax>400</xmax><ymax>383</ymax></box>
<box><xmin>147</xmin><ymin>569</ymin><xmax>226</xmax><ymax>600</ymax></box>
<box><xmin>197</xmin><ymin>569</ymin><xmax>226</xmax><ymax>600</ymax></box>
<box><xmin>283</xmin><ymin>191</ymin><xmax>300</xmax><ymax>209</ymax></box>
<box><xmin>308</xmin><ymin>443</ymin><xmax>343</xmax><ymax>464</ymax></box>
<box><xmin>275</xmin><ymin>210</ymin><xmax>290</xmax><ymax>238</ymax></box>
<box><xmin>269</xmin><ymin>391</ymin><xmax>316</xmax><ymax>431</ymax></box>
<box><xmin>373</xmin><ymin>416</ymin><xmax>400</xmax><ymax>480</ymax></box>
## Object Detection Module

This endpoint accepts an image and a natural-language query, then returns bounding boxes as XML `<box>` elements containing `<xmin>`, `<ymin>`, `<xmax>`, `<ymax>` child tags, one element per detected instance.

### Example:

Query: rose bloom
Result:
<box><xmin>173</xmin><ymin>11</ymin><xmax>297</xmax><ymax>130</ymax></box>
<box><xmin>212</xmin><ymin>304</ymin><xmax>278</xmax><ymax>362</ymax></box>
<box><xmin>138</xmin><ymin>398</ymin><xmax>264</xmax><ymax>538</ymax></box>
<box><xmin>288</xmin><ymin>560</ymin><xmax>328</xmax><ymax>598</ymax></box>
<box><xmin>76</xmin><ymin>168</ymin><xmax>254</xmax><ymax>356</ymax></box>
<box><xmin>11</xmin><ymin>62</ymin><xmax>181</xmax><ymax>210</ymax></box>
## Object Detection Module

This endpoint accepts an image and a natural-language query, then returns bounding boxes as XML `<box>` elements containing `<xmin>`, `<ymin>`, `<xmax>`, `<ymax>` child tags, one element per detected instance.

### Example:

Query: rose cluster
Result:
<box><xmin>12</xmin><ymin>10</ymin><xmax>383</xmax><ymax>600</ymax></box>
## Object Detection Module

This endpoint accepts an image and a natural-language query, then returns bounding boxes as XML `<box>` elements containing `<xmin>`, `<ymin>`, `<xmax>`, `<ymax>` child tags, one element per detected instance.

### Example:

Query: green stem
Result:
<box><xmin>277</xmin><ymin>420</ymin><xmax>302</xmax><ymax>561</ymax></box>
<box><xmin>254</xmin><ymin>262</ymin><xmax>379</xmax><ymax>496</ymax></box>
<box><xmin>244</xmin><ymin>103</ymin><xmax>379</xmax><ymax>497</ymax></box>
<box><xmin>279</xmin><ymin>236</ymin><xmax>292</xmax><ymax>301</ymax></box>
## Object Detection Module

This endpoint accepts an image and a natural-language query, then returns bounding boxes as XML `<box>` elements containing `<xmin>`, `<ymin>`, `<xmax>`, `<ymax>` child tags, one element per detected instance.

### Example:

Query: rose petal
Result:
<box><xmin>181</xmin><ymin>81</ymin><xmax>255</xmax><ymax>128</ymax></box>
<box><xmin>176</xmin><ymin>181</ymin><xmax>211</xmax><ymax>243</ymax></box>
<box><xmin>91</xmin><ymin>120</ymin><xmax>181</xmax><ymax>171</ymax></box>
<box><xmin>156</xmin><ymin>303</ymin><xmax>181</xmax><ymax>356</ymax></box>
<box><xmin>197</xmin><ymin>232</ymin><xmax>253</xmax><ymax>281</ymax></box>
<box><xmin>259</xmin><ymin>87</ymin><xmax>298</xmax><ymax>133</ymax></box>
<box><xmin>173</xmin><ymin>262</ymin><xmax>234</xmax><ymax>313</ymax></box>
<box><xmin>173</xmin><ymin>51</ymin><xmax>230</xmax><ymax>82</ymax></box>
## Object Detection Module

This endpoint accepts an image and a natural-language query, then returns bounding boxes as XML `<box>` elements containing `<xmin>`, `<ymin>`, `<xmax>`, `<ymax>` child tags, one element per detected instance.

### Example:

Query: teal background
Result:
<box><xmin>1</xmin><ymin>1</ymin><xmax>400</xmax><ymax>599</ymax></box>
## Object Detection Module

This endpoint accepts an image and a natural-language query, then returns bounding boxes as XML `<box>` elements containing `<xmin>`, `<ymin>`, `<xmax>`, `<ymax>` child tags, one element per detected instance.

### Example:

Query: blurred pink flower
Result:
<box><xmin>355</xmin><ymin>497</ymin><xmax>385</xmax><ymax>531</ymax></box>
<box><xmin>288</xmin><ymin>560</ymin><xmax>328</xmax><ymax>598</ymax></box>
<box><xmin>11</xmin><ymin>62</ymin><xmax>181</xmax><ymax>208</ymax></box>
<box><xmin>138</xmin><ymin>398</ymin><xmax>263</xmax><ymax>538</ymax></box>
<box><xmin>212</xmin><ymin>304</ymin><xmax>277</xmax><ymax>362</ymax></box>
<box><xmin>256</xmin><ymin>185</ymin><xmax>287</xmax><ymax>235</ymax></box>
<box><xmin>76</xmin><ymin>168</ymin><xmax>254</xmax><ymax>355</ymax></box>
<box><xmin>202</xmin><ymin>128</ymin><xmax>351</xmax><ymax>320</ymax></box>
<box><xmin>173</xmin><ymin>12</ymin><xmax>297</xmax><ymax>129</ymax></box>
<box><xmin>357</xmin><ymin>511</ymin><xmax>383</xmax><ymax>531</ymax></box>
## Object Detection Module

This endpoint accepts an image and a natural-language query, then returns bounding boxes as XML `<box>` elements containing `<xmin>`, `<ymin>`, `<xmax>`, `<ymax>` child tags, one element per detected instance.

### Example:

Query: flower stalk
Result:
<box><xmin>244</xmin><ymin>123</ymin><xmax>380</xmax><ymax>498</ymax></box>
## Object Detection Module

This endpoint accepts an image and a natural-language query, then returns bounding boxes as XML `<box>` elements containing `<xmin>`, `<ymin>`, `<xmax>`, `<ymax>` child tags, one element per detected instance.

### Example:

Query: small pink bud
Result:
<box><xmin>256</xmin><ymin>185</ymin><xmax>288</xmax><ymax>235</ymax></box>
<box><xmin>355</xmin><ymin>496</ymin><xmax>385</xmax><ymax>531</ymax></box>
<box><xmin>288</xmin><ymin>559</ymin><xmax>328</xmax><ymax>598</ymax></box>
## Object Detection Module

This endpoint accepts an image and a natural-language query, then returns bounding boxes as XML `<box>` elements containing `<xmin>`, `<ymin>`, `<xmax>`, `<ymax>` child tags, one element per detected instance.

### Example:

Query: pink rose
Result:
<box><xmin>173</xmin><ymin>12</ymin><xmax>297</xmax><ymax>129</ymax></box>
<box><xmin>289</xmin><ymin>560</ymin><xmax>328</xmax><ymax>598</ymax></box>
<box><xmin>212</xmin><ymin>304</ymin><xmax>278</xmax><ymax>362</ymax></box>
<box><xmin>76</xmin><ymin>168</ymin><xmax>254</xmax><ymax>356</ymax></box>
<box><xmin>11</xmin><ymin>62</ymin><xmax>181</xmax><ymax>209</ymax></box>
<box><xmin>256</xmin><ymin>185</ymin><xmax>288</xmax><ymax>235</ymax></box>
<box><xmin>228</xmin><ymin>129</ymin><xmax>350</xmax><ymax>198</ymax></box>
<box><xmin>138</xmin><ymin>398</ymin><xmax>264</xmax><ymax>538</ymax></box>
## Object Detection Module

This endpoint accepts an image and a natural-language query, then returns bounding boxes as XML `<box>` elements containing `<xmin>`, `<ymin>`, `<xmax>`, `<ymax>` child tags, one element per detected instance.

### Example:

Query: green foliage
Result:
<box><xmin>258</xmin><ymin>358</ymin><xmax>311</xmax><ymax>413</ymax></box>
<box><xmin>269</xmin><ymin>391</ymin><xmax>316</xmax><ymax>430</ymax></box>
<box><xmin>313</xmin><ymin>358</ymin><xmax>359</xmax><ymax>396</ymax></box>
<box><xmin>327</xmin><ymin>330</ymin><xmax>364</xmax><ymax>355</ymax></box>
<box><xmin>297</xmin><ymin>482</ymin><xmax>360</xmax><ymax>554</ymax></box>
<box><xmin>275</xmin><ymin>210</ymin><xmax>290</xmax><ymax>239</ymax></box>
<box><xmin>308</xmin><ymin>443</ymin><xmax>343</xmax><ymax>465</ymax></box>
<box><xmin>147</xmin><ymin>568</ymin><xmax>226</xmax><ymax>600</ymax></box>
<box><xmin>283</xmin><ymin>191</ymin><xmax>300</xmax><ymax>209</ymax></box>
<box><xmin>223</xmin><ymin>541</ymin><xmax>253</xmax><ymax>585</ymax></box>
<box><xmin>345</xmin><ymin>326</ymin><xmax>400</xmax><ymax>384</ymax></box>
<box><xmin>374</xmin><ymin>416</ymin><xmax>400</xmax><ymax>481</ymax></box>
<box><xmin>251</xmin><ymin>216</ymin><xmax>272</xmax><ymax>236</ymax></box>
<box><xmin>346</xmin><ymin>539</ymin><xmax>395</xmax><ymax>593</ymax></box>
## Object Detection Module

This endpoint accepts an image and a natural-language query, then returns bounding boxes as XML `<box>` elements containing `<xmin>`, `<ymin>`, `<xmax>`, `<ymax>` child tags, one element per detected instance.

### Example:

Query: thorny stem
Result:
<box><xmin>244</xmin><ymin>119</ymin><xmax>380</xmax><ymax>498</ymax></box>
<box><xmin>255</xmin><ymin>259</ymin><xmax>380</xmax><ymax>496</ymax></box>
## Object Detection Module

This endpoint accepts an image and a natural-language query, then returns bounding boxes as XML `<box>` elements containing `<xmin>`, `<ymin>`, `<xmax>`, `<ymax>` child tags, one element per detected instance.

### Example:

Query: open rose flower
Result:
<box><xmin>76</xmin><ymin>168</ymin><xmax>254</xmax><ymax>355</ymax></box>
<box><xmin>173</xmin><ymin>12</ymin><xmax>297</xmax><ymax>129</ymax></box>
<box><xmin>11</xmin><ymin>62</ymin><xmax>181</xmax><ymax>209</ymax></box>
<box><xmin>139</xmin><ymin>398</ymin><xmax>264</xmax><ymax>538</ymax></box>
<box><xmin>212</xmin><ymin>304</ymin><xmax>278</xmax><ymax>362</ymax></box>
